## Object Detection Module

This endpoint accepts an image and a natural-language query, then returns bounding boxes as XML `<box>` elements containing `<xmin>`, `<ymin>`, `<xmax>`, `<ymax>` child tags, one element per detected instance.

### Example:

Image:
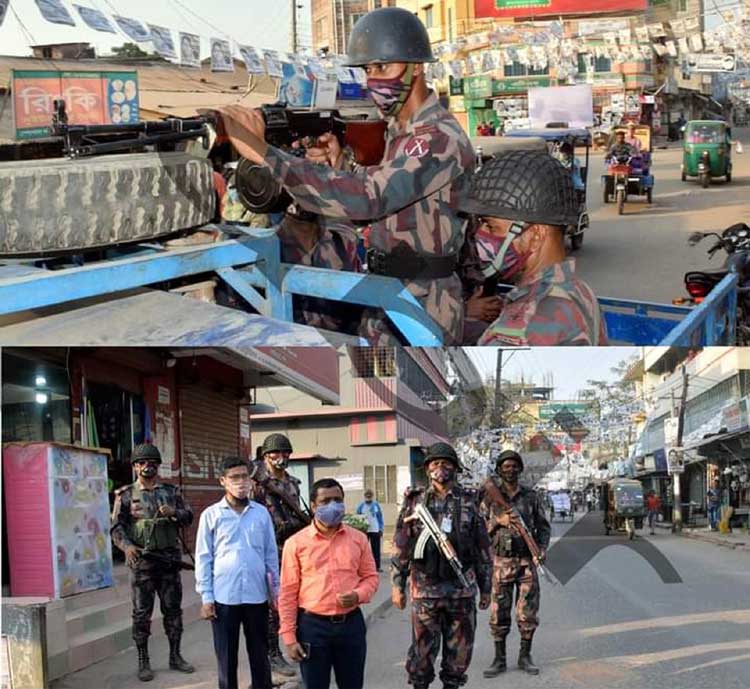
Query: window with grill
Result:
<box><xmin>350</xmin><ymin>348</ymin><xmax>396</xmax><ymax>378</ymax></box>
<box><xmin>578</xmin><ymin>54</ymin><xmax>612</xmax><ymax>73</ymax></box>
<box><xmin>364</xmin><ymin>465</ymin><xmax>398</xmax><ymax>503</ymax></box>
<box><xmin>504</xmin><ymin>61</ymin><xmax>548</xmax><ymax>78</ymax></box>
<box><xmin>424</xmin><ymin>6</ymin><xmax>433</xmax><ymax>28</ymax></box>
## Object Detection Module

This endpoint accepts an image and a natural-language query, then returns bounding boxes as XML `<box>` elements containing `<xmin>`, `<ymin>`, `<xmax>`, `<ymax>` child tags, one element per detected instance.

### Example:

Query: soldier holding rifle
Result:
<box><xmin>391</xmin><ymin>442</ymin><xmax>492</xmax><ymax>689</ymax></box>
<box><xmin>479</xmin><ymin>450</ymin><xmax>551</xmax><ymax>677</ymax></box>
<box><xmin>111</xmin><ymin>443</ymin><xmax>195</xmax><ymax>682</ymax></box>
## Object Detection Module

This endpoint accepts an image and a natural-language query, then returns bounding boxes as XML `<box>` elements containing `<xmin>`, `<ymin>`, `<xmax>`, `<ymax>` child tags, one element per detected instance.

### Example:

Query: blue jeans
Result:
<box><xmin>709</xmin><ymin>504</ymin><xmax>720</xmax><ymax>529</ymax></box>
<box><xmin>297</xmin><ymin>609</ymin><xmax>367</xmax><ymax>689</ymax></box>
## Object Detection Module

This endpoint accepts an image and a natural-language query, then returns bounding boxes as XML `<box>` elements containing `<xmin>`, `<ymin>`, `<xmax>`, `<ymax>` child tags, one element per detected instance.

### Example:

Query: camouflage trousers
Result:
<box><xmin>406</xmin><ymin>597</ymin><xmax>476</xmax><ymax>687</ymax></box>
<box><xmin>131</xmin><ymin>565</ymin><xmax>183</xmax><ymax>644</ymax></box>
<box><xmin>359</xmin><ymin>274</ymin><xmax>464</xmax><ymax>345</ymax></box>
<box><xmin>489</xmin><ymin>556</ymin><xmax>540</xmax><ymax>640</ymax></box>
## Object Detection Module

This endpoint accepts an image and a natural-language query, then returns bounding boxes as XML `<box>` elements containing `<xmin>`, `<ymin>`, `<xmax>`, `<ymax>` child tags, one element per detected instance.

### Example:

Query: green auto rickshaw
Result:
<box><xmin>681</xmin><ymin>120</ymin><xmax>733</xmax><ymax>188</ymax></box>
<box><xmin>603</xmin><ymin>478</ymin><xmax>645</xmax><ymax>539</ymax></box>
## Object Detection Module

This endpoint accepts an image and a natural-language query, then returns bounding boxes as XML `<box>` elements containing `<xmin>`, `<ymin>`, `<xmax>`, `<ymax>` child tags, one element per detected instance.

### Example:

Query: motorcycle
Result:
<box><xmin>602</xmin><ymin>153</ymin><xmax>632</xmax><ymax>215</ymax></box>
<box><xmin>674</xmin><ymin>223</ymin><xmax>750</xmax><ymax>345</ymax></box>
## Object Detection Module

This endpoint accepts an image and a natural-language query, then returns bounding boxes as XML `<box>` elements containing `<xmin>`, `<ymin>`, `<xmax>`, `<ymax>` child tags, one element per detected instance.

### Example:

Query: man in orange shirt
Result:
<box><xmin>278</xmin><ymin>478</ymin><xmax>379</xmax><ymax>689</ymax></box>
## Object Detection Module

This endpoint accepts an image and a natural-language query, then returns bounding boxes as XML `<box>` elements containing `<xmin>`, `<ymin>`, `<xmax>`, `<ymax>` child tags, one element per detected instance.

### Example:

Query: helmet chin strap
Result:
<box><xmin>481</xmin><ymin>221</ymin><xmax>526</xmax><ymax>278</ymax></box>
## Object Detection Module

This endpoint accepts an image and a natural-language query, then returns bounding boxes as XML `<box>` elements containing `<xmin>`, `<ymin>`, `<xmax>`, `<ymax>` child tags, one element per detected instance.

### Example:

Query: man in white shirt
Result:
<box><xmin>195</xmin><ymin>457</ymin><xmax>279</xmax><ymax>689</ymax></box>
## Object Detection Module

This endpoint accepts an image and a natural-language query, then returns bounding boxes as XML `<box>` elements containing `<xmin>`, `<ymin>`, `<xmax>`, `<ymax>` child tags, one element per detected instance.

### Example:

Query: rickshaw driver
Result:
<box><xmin>607</xmin><ymin>130</ymin><xmax>634</xmax><ymax>160</ymax></box>
<box><xmin>458</xmin><ymin>149</ymin><xmax>608</xmax><ymax>346</ymax></box>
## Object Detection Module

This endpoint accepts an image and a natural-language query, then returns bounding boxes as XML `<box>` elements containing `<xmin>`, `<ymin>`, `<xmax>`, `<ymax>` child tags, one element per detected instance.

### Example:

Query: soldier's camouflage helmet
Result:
<box><xmin>346</xmin><ymin>7</ymin><xmax>436</xmax><ymax>67</ymax></box>
<box><xmin>424</xmin><ymin>442</ymin><xmax>463</xmax><ymax>472</ymax></box>
<box><xmin>261</xmin><ymin>433</ymin><xmax>293</xmax><ymax>456</ymax></box>
<box><xmin>131</xmin><ymin>443</ymin><xmax>162</xmax><ymax>464</ymax></box>
<box><xmin>496</xmin><ymin>449</ymin><xmax>524</xmax><ymax>471</ymax></box>
<box><xmin>459</xmin><ymin>150</ymin><xmax>580</xmax><ymax>227</ymax></box>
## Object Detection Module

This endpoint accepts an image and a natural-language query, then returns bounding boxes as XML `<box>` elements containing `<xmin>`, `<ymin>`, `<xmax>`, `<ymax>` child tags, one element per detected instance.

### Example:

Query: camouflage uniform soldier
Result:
<box><xmin>249</xmin><ymin>433</ymin><xmax>311</xmax><ymax>682</ymax></box>
<box><xmin>277</xmin><ymin>211</ymin><xmax>363</xmax><ymax>333</ymax></box>
<box><xmin>391</xmin><ymin>443</ymin><xmax>492</xmax><ymax>689</ymax></box>
<box><xmin>457</xmin><ymin>150</ymin><xmax>608</xmax><ymax>345</ymax></box>
<box><xmin>111</xmin><ymin>444</ymin><xmax>194</xmax><ymax>682</ymax></box>
<box><xmin>479</xmin><ymin>450</ymin><xmax>551</xmax><ymax>677</ymax></box>
<box><xmin>218</xmin><ymin>7</ymin><xmax>475</xmax><ymax>345</ymax></box>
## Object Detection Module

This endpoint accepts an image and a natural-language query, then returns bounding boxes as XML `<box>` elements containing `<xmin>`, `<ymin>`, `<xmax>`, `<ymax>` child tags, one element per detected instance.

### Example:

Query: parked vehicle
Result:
<box><xmin>674</xmin><ymin>223</ymin><xmax>750</xmax><ymax>345</ymax></box>
<box><xmin>681</xmin><ymin>120</ymin><xmax>733</xmax><ymax>187</ymax></box>
<box><xmin>550</xmin><ymin>491</ymin><xmax>573</xmax><ymax>522</ymax></box>
<box><xmin>603</xmin><ymin>479</ymin><xmax>645</xmax><ymax>539</ymax></box>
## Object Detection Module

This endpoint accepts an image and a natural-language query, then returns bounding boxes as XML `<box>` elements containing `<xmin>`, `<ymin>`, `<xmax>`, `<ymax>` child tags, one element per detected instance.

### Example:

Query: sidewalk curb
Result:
<box><xmin>680</xmin><ymin>530</ymin><xmax>750</xmax><ymax>552</ymax></box>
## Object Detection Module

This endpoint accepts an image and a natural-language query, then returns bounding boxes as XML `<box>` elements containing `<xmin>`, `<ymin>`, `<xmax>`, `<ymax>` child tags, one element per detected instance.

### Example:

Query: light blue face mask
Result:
<box><xmin>316</xmin><ymin>500</ymin><xmax>345</xmax><ymax>527</ymax></box>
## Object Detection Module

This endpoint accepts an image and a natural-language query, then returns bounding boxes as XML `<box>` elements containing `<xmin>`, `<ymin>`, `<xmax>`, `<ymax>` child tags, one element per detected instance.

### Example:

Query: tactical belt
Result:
<box><xmin>366</xmin><ymin>248</ymin><xmax>458</xmax><ymax>280</ymax></box>
<box><xmin>299</xmin><ymin>608</ymin><xmax>359</xmax><ymax>624</ymax></box>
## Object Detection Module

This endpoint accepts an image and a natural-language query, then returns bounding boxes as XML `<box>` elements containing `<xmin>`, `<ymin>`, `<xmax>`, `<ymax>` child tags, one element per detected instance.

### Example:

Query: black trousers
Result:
<box><xmin>367</xmin><ymin>532</ymin><xmax>381</xmax><ymax>570</ymax></box>
<box><xmin>297</xmin><ymin>609</ymin><xmax>367</xmax><ymax>689</ymax></box>
<box><xmin>212</xmin><ymin>602</ymin><xmax>272</xmax><ymax>689</ymax></box>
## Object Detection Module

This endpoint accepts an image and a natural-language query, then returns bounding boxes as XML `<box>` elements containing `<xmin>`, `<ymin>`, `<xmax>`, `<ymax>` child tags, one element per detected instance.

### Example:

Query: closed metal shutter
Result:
<box><xmin>179</xmin><ymin>383</ymin><xmax>239</xmax><ymax>548</ymax></box>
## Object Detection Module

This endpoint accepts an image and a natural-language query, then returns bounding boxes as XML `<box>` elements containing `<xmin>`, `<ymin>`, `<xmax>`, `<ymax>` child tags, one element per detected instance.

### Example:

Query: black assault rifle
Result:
<box><xmin>405</xmin><ymin>503</ymin><xmax>471</xmax><ymax>588</ymax></box>
<box><xmin>50</xmin><ymin>99</ymin><xmax>213</xmax><ymax>159</ymax></box>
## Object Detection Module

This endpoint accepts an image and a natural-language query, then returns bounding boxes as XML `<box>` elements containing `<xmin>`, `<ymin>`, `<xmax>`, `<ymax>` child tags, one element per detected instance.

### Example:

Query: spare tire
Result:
<box><xmin>0</xmin><ymin>152</ymin><xmax>216</xmax><ymax>256</ymax></box>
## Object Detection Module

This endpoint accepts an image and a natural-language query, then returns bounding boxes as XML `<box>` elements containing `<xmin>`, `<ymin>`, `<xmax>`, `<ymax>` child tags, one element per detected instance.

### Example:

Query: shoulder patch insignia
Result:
<box><xmin>404</xmin><ymin>136</ymin><xmax>430</xmax><ymax>159</ymax></box>
<box><xmin>413</xmin><ymin>124</ymin><xmax>438</xmax><ymax>137</ymax></box>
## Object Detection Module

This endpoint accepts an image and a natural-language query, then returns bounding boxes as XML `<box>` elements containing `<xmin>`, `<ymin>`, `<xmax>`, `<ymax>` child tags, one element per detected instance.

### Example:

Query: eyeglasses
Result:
<box><xmin>224</xmin><ymin>474</ymin><xmax>250</xmax><ymax>484</ymax></box>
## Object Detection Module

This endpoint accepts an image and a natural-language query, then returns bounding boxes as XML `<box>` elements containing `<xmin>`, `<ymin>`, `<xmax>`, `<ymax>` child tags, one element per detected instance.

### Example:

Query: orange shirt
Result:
<box><xmin>278</xmin><ymin>522</ymin><xmax>379</xmax><ymax>645</ymax></box>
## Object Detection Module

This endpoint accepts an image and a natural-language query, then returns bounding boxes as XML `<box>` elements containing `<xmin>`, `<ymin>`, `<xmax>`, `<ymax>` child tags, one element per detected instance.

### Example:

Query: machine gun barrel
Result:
<box><xmin>50</xmin><ymin>99</ymin><xmax>213</xmax><ymax>158</ymax></box>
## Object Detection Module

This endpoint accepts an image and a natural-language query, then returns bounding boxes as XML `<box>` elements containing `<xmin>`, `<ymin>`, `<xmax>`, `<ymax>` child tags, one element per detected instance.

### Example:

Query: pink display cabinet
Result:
<box><xmin>3</xmin><ymin>442</ymin><xmax>114</xmax><ymax>598</ymax></box>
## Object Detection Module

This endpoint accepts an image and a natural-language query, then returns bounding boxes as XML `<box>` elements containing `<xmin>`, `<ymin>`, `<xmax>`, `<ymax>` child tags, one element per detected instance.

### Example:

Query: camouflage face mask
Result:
<box><xmin>366</xmin><ymin>64</ymin><xmax>416</xmax><ymax>118</ymax></box>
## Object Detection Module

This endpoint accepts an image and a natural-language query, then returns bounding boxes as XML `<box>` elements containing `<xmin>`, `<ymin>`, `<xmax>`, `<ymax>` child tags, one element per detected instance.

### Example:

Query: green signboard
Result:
<box><xmin>493</xmin><ymin>76</ymin><xmax>551</xmax><ymax>93</ymax></box>
<box><xmin>539</xmin><ymin>402</ymin><xmax>596</xmax><ymax>421</ymax></box>
<box><xmin>449</xmin><ymin>76</ymin><xmax>464</xmax><ymax>96</ymax></box>
<box><xmin>496</xmin><ymin>0</ymin><xmax>550</xmax><ymax>7</ymax></box>
<box><xmin>464</xmin><ymin>75</ymin><xmax>493</xmax><ymax>99</ymax></box>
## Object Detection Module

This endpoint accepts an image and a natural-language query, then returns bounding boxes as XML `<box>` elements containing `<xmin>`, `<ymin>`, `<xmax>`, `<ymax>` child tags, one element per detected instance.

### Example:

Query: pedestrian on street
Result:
<box><xmin>195</xmin><ymin>457</ymin><xmax>278</xmax><ymax>689</ymax></box>
<box><xmin>279</xmin><ymin>478</ymin><xmax>379</xmax><ymax>689</ymax></box>
<box><xmin>249</xmin><ymin>434</ymin><xmax>311</xmax><ymax>682</ymax></box>
<box><xmin>110</xmin><ymin>444</ymin><xmax>195</xmax><ymax>683</ymax></box>
<box><xmin>707</xmin><ymin>479</ymin><xmax>722</xmax><ymax>531</ymax></box>
<box><xmin>479</xmin><ymin>450</ymin><xmax>551</xmax><ymax>677</ymax></box>
<box><xmin>646</xmin><ymin>490</ymin><xmax>661</xmax><ymax>535</ymax></box>
<box><xmin>458</xmin><ymin>150</ymin><xmax>607</xmax><ymax>346</ymax></box>
<box><xmin>217</xmin><ymin>7</ymin><xmax>474</xmax><ymax>345</ymax></box>
<box><xmin>357</xmin><ymin>489</ymin><xmax>385</xmax><ymax>571</ymax></box>
<box><xmin>391</xmin><ymin>442</ymin><xmax>492</xmax><ymax>689</ymax></box>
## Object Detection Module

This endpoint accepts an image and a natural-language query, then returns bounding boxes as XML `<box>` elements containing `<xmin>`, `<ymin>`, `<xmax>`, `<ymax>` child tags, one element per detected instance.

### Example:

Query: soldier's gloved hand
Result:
<box><xmin>391</xmin><ymin>586</ymin><xmax>407</xmax><ymax>611</ymax></box>
<box><xmin>124</xmin><ymin>545</ymin><xmax>140</xmax><ymax>567</ymax></box>
<box><xmin>201</xmin><ymin>602</ymin><xmax>217</xmax><ymax>620</ymax></box>
<box><xmin>158</xmin><ymin>505</ymin><xmax>176</xmax><ymax>518</ymax></box>
<box><xmin>479</xmin><ymin>592</ymin><xmax>491</xmax><ymax>610</ymax></box>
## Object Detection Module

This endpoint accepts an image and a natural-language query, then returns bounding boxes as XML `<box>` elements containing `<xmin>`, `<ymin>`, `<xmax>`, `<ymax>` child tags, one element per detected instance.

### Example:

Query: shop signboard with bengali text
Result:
<box><xmin>475</xmin><ymin>0</ymin><xmax>647</xmax><ymax>18</ymax></box>
<box><xmin>12</xmin><ymin>69</ymin><xmax>139</xmax><ymax>140</ymax></box>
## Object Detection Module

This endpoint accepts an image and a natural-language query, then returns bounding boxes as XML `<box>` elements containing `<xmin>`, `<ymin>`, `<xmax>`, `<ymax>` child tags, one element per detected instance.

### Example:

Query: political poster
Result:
<box><xmin>179</xmin><ymin>32</ymin><xmax>201</xmax><ymax>68</ymax></box>
<box><xmin>148</xmin><ymin>24</ymin><xmax>177</xmax><ymax>59</ymax></box>
<box><xmin>279</xmin><ymin>62</ymin><xmax>314</xmax><ymax>107</ymax></box>
<box><xmin>238</xmin><ymin>45</ymin><xmax>265</xmax><ymax>74</ymax></box>
<box><xmin>35</xmin><ymin>0</ymin><xmax>75</xmax><ymax>26</ymax></box>
<box><xmin>210</xmin><ymin>39</ymin><xmax>234</xmax><ymax>72</ymax></box>
<box><xmin>74</xmin><ymin>5</ymin><xmax>115</xmax><ymax>33</ymax></box>
<box><xmin>113</xmin><ymin>15</ymin><xmax>150</xmax><ymax>42</ymax></box>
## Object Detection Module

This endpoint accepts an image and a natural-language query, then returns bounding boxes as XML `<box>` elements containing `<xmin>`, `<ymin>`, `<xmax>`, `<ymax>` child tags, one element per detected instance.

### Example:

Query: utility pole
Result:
<box><xmin>672</xmin><ymin>364</ymin><xmax>689</xmax><ymax>532</ymax></box>
<box><xmin>291</xmin><ymin>0</ymin><xmax>298</xmax><ymax>53</ymax></box>
<box><xmin>493</xmin><ymin>348</ymin><xmax>504</xmax><ymax>428</ymax></box>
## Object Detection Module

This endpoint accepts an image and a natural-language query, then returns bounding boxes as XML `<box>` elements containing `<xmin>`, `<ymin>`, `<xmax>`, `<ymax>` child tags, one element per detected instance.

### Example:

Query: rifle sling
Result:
<box><xmin>262</xmin><ymin>478</ymin><xmax>311</xmax><ymax>525</ymax></box>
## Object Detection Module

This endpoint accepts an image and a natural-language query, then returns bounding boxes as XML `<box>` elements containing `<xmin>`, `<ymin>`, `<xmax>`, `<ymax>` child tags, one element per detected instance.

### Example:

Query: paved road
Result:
<box><xmin>366</xmin><ymin>510</ymin><xmax>750</xmax><ymax>689</ymax></box>
<box><xmin>573</xmin><ymin>128</ymin><xmax>750</xmax><ymax>304</ymax></box>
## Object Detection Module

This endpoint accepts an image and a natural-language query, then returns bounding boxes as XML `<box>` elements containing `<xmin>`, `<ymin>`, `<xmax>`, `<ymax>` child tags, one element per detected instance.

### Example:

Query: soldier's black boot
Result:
<box><xmin>136</xmin><ymin>643</ymin><xmax>154</xmax><ymax>682</ymax></box>
<box><xmin>483</xmin><ymin>637</ymin><xmax>507</xmax><ymax>677</ymax></box>
<box><xmin>168</xmin><ymin>637</ymin><xmax>195</xmax><ymax>673</ymax></box>
<box><xmin>518</xmin><ymin>638</ymin><xmax>540</xmax><ymax>675</ymax></box>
